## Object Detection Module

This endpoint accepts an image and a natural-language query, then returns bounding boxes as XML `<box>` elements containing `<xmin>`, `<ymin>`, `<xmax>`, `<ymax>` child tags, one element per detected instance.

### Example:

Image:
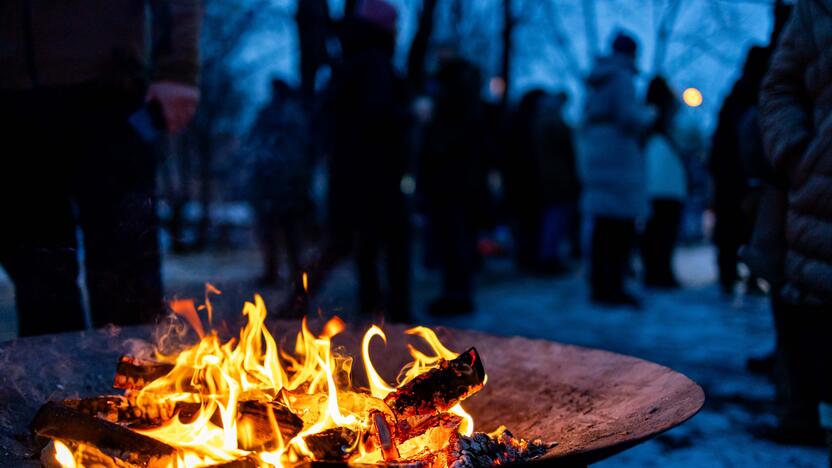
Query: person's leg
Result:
<box><xmin>1</xmin><ymin>194</ymin><xmax>85</xmax><ymax>336</ymax></box>
<box><xmin>384</xmin><ymin>214</ymin><xmax>411</xmax><ymax>323</ymax></box>
<box><xmin>661</xmin><ymin>200</ymin><xmax>683</xmax><ymax>284</ymax></box>
<box><xmin>428</xmin><ymin>207</ymin><xmax>474</xmax><ymax>315</ymax></box>
<box><xmin>442</xmin><ymin>211</ymin><xmax>475</xmax><ymax>302</ymax></box>
<box><xmin>611</xmin><ymin>218</ymin><xmax>636</xmax><ymax>295</ymax></box>
<box><xmin>816</xmin><ymin>308</ymin><xmax>832</xmax><ymax>461</ymax></box>
<box><xmin>646</xmin><ymin>199</ymin><xmax>682</xmax><ymax>287</ymax></box>
<box><xmin>256</xmin><ymin>213</ymin><xmax>280</xmax><ymax>284</ymax></box>
<box><xmin>0</xmin><ymin>91</ymin><xmax>85</xmax><ymax>336</ymax></box>
<box><xmin>538</xmin><ymin>204</ymin><xmax>568</xmax><ymax>270</ymax></box>
<box><xmin>641</xmin><ymin>201</ymin><xmax>662</xmax><ymax>285</ymax></box>
<box><xmin>568</xmin><ymin>204</ymin><xmax>582</xmax><ymax>260</ymax></box>
<box><xmin>75</xmin><ymin>99</ymin><xmax>163</xmax><ymax>328</ymax></box>
<box><xmin>283</xmin><ymin>217</ymin><xmax>303</xmax><ymax>279</ymax></box>
<box><xmin>356</xmin><ymin>230</ymin><xmax>382</xmax><ymax>315</ymax></box>
<box><xmin>590</xmin><ymin>217</ymin><xmax>612</xmax><ymax>299</ymax></box>
<box><xmin>715</xmin><ymin>210</ymin><xmax>740</xmax><ymax>293</ymax></box>
<box><xmin>592</xmin><ymin>217</ymin><xmax>638</xmax><ymax>305</ymax></box>
<box><xmin>777</xmin><ymin>300</ymin><xmax>822</xmax><ymax>434</ymax></box>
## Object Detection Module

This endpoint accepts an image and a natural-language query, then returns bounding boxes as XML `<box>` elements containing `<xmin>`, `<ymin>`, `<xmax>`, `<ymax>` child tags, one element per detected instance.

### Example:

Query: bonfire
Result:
<box><xmin>32</xmin><ymin>288</ymin><xmax>554</xmax><ymax>467</ymax></box>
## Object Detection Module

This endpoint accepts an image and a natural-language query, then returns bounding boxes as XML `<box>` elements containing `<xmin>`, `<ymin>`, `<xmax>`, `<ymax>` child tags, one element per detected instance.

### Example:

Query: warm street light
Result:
<box><xmin>683</xmin><ymin>87</ymin><xmax>703</xmax><ymax>107</ymax></box>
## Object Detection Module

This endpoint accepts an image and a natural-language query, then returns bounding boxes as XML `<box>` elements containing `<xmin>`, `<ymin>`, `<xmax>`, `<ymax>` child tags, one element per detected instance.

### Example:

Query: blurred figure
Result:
<box><xmin>506</xmin><ymin>89</ymin><xmax>547</xmax><ymax>271</ymax></box>
<box><xmin>299</xmin><ymin>0</ymin><xmax>410</xmax><ymax>322</ymax></box>
<box><xmin>737</xmin><ymin>0</ymin><xmax>794</xmax><ymax>382</ymax></box>
<box><xmin>758</xmin><ymin>0</ymin><xmax>832</xmax><ymax>449</ymax></box>
<box><xmin>708</xmin><ymin>46</ymin><xmax>771</xmax><ymax>295</ymax></box>
<box><xmin>533</xmin><ymin>91</ymin><xmax>580</xmax><ymax>273</ymax></box>
<box><xmin>641</xmin><ymin>77</ymin><xmax>687</xmax><ymax>289</ymax></box>
<box><xmin>0</xmin><ymin>1</ymin><xmax>201</xmax><ymax>336</ymax></box>
<box><xmin>578</xmin><ymin>32</ymin><xmax>655</xmax><ymax>307</ymax></box>
<box><xmin>247</xmin><ymin>79</ymin><xmax>310</xmax><ymax>286</ymax></box>
<box><xmin>419</xmin><ymin>57</ymin><xmax>488</xmax><ymax>316</ymax></box>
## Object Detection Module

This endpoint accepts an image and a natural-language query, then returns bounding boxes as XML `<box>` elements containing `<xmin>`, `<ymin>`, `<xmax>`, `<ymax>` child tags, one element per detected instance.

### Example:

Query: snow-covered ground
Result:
<box><xmin>0</xmin><ymin>243</ymin><xmax>825</xmax><ymax>466</ymax></box>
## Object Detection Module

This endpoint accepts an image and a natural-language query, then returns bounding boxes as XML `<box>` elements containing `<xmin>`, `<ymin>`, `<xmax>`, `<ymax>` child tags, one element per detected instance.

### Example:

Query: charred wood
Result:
<box><xmin>31</xmin><ymin>402</ymin><xmax>176</xmax><ymax>467</ymax></box>
<box><xmin>394</xmin><ymin>413</ymin><xmax>461</xmax><ymax>445</ymax></box>
<box><xmin>369</xmin><ymin>410</ymin><xmax>399</xmax><ymax>461</ymax></box>
<box><xmin>60</xmin><ymin>395</ymin><xmax>303</xmax><ymax>448</ymax></box>
<box><xmin>113</xmin><ymin>356</ymin><xmax>175</xmax><ymax>390</ymax></box>
<box><xmin>384</xmin><ymin>348</ymin><xmax>485</xmax><ymax>420</ymax></box>
<box><xmin>237</xmin><ymin>399</ymin><xmax>304</xmax><ymax>450</ymax></box>
<box><xmin>303</xmin><ymin>427</ymin><xmax>358</xmax><ymax>461</ymax></box>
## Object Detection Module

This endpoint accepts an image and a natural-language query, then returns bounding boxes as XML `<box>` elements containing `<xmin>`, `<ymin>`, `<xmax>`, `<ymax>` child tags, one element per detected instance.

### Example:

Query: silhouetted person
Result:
<box><xmin>578</xmin><ymin>32</ymin><xmax>655</xmax><ymax>307</ymax></box>
<box><xmin>247</xmin><ymin>80</ymin><xmax>310</xmax><ymax>286</ymax></box>
<box><xmin>419</xmin><ymin>57</ymin><xmax>488</xmax><ymax>316</ymax></box>
<box><xmin>758</xmin><ymin>0</ymin><xmax>832</xmax><ymax>450</ymax></box>
<box><xmin>0</xmin><ymin>0</ymin><xmax>201</xmax><ymax>337</ymax></box>
<box><xmin>533</xmin><ymin>91</ymin><xmax>580</xmax><ymax>273</ymax></box>
<box><xmin>708</xmin><ymin>46</ymin><xmax>771</xmax><ymax>294</ymax></box>
<box><xmin>737</xmin><ymin>0</ymin><xmax>794</xmax><ymax>384</ymax></box>
<box><xmin>297</xmin><ymin>0</ymin><xmax>410</xmax><ymax>322</ymax></box>
<box><xmin>642</xmin><ymin>77</ymin><xmax>687</xmax><ymax>289</ymax></box>
<box><xmin>506</xmin><ymin>89</ymin><xmax>547</xmax><ymax>271</ymax></box>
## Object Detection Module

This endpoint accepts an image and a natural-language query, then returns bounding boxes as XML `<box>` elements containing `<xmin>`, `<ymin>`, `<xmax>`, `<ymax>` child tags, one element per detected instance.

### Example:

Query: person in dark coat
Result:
<box><xmin>506</xmin><ymin>89</ymin><xmax>548</xmax><ymax>271</ymax></box>
<box><xmin>578</xmin><ymin>32</ymin><xmax>655</xmax><ymax>307</ymax></box>
<box><xmin>758</xmin><ymin>0</ymin><xmax>832</xmax><ymax>449</ymax></box>
<box><xmin>533</xmin><ymin>91</ymin><xmax>580</xmax><ymax>273</ymax></box>
<box><xmin>0</xmin><ymin>0</ymin><xmax>201</xmax><ymax>336</ymax></box>
<box><xmin>641</xmin><ymin>77</ymin><xmax>687</xmax><ymax>289</ymax></box>
<box><xmin>295</xmin><ymin>0</ymin><xmax>410</xmax><ymax>322</ymax></box>
<box><xmin>419</xmin><ymin>57</ymin><xmax>488</xmax><ymax>316</ymax></box>
<box><xmin>708</xmin><ymin>46</ymin><xmax>771</xmax><ymax>294</ymax></box>
<box><xmin>247</xmin><ymin>79</ymin><xmax>310</xmax><ymax>286</ymax></box>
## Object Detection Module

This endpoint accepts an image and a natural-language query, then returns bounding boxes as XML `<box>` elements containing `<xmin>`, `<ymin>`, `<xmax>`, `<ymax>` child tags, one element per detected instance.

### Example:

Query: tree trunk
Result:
<box><xmin>500</xmin><ymin>0</ymin><xmax>514</xmax><ymax>111</ymax></box>
<box><xmin>296</xmin><ymin>0</ymin><xmax>331</xmax><ymax>106</ymax></box>
<box><xmin>406</xmin><ymin>0</ymin><xmax>438</xmax><ymax>94</ymax></box>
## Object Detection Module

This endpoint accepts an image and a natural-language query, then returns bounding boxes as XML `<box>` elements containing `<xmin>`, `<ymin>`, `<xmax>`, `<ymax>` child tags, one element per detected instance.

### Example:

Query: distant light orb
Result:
<box><xmin>489</xmin><ymin>77</ymin><xmax>506</xmax><ymax>99</ymax></box>
<box><xmin>683</xmin><ymin>87</ymin><xmax>703</xmax><ymax>107</ymax></box>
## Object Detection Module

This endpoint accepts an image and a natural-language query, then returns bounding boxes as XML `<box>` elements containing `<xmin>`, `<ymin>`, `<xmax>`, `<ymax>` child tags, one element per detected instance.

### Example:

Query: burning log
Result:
<box><xmin>237</xmin><ymin>399</ymin><xmax>305</xmax><ymax>450</ymax></box>
<box><xmin>370</xmin><ymin>410</ymin><xmax>399</xmax><ymax>461</ymax></box>
<box><xmin>303</xmin><ymin>427</ymin><xmax>359</xmax><ymax>461</ymax></box>
<box><xmin>32</xmin><ymin>402</ymin><xmax>176</xmax><ymax>467</ymax></box>
<box><xmin>384</xmin><ymin>348</ymin><xmax>485</xmax><ymax>420</ymax></box>
<box><xmin>394</xmin><ymin>413</ymin><xmax>462</xmax><ymax>445</ymax></box>
<box><xmin>113</xmin><ymin>356</ymin><xmax>175</xmax><ymax>390</ymax></box>
<box><xmin>61</xmin><ymin>395</ymin><xmax>304</xmax><ymax>447</ymax></box>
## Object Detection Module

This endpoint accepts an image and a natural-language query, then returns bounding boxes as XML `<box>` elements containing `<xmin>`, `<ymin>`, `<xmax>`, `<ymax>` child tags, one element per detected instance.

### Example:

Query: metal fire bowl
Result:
<box><xmin>0</xmin><ymin>320</ymin><xmax>704</xmax><ymax>467</ymax></box>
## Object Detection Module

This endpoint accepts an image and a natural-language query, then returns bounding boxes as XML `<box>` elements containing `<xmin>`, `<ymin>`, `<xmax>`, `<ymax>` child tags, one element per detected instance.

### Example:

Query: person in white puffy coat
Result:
<box><xmin>641</xmin><ymin>76</ymin><xmax>688</xmax><ymax>289</ymax></box>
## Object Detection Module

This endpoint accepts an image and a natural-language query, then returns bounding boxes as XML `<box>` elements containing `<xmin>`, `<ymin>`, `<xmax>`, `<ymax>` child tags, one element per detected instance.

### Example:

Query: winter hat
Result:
<box><xmin>612</xmin><ymin>32</ymin><xmax>638</xmax><ymax>59</ymax></box>
<box><xmin>355</xmin><ymin>0</ymin><xmax>398</xmax><ymax>34</ymax></box>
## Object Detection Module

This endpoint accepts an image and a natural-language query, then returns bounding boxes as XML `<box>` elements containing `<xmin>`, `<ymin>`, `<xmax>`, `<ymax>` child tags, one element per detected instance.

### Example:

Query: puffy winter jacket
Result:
<box><xmin>759</xmin><ymin>0</ymin><xmax>832</xmax><ymax>303</ymax></box>
<box><xmin>578</xmin><ymin>54</ymin><xmax>655</xmax><ymax>219</ymax></box>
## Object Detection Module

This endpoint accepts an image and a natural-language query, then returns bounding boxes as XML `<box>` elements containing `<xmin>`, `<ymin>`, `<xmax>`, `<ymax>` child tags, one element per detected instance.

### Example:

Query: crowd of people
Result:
<box><xmin>248</xmin><ymin>9</ymin><xmax>691</xmax><ymax>320</ymax></box>
<box><xmin>3</xmin><ymin>0</ymin><xmax>832</xmax><ymax>459</ymax></box>
<box><xmin>225</xmin><ymin>0</ymin><xmax>832</xmax><ymax>455</ymax></box>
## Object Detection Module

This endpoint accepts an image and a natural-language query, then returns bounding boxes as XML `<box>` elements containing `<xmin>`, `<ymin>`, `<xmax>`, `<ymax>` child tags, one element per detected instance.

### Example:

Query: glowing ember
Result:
<box><xmin>37</xmin><ymin>288</ymin><xmax>553</xmax><ymax>467</ymax></box>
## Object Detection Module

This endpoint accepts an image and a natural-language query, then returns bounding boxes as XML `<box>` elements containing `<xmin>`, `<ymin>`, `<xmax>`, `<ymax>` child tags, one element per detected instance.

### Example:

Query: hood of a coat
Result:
<box><xmin>587</xmin><ymin>54</ymin><xmax>636</xmax><ymax>87</ymax></box>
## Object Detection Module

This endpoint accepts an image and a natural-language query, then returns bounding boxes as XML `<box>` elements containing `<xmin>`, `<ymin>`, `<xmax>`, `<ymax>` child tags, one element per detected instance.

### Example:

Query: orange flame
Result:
<box><xmin>109</xmin><ymin>289</ymin><xmax>483</xmax><ymax>467</ymax></box>
<box><xmin>52</xmin><ymin>441</ymin><xmax>76</xmax><ymax>468</ymax></box>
